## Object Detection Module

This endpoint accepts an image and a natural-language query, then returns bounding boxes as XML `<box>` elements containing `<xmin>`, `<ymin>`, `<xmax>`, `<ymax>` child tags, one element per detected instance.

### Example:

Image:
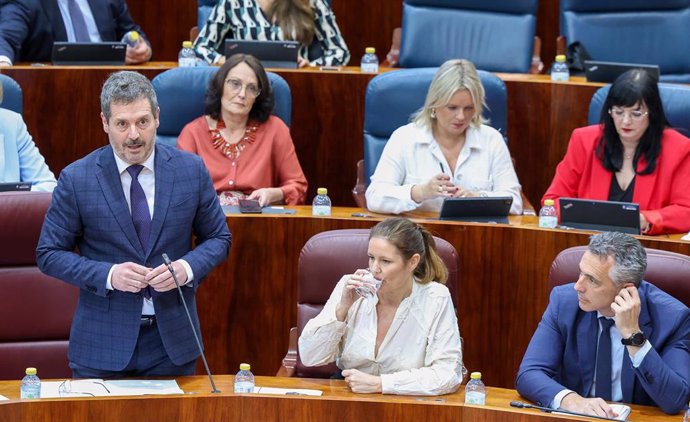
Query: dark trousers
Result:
<box><xmin>70</xmin><ymin>321</ymin><xmax>196</xmax><ymax>379</ymax></box>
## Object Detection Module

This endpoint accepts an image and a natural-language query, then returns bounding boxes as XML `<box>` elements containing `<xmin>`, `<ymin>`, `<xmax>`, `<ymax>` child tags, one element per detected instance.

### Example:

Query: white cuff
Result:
<box><xmin>179</xmin><ymin>259</ymin><xmax>194</xmax><ymax>286</ymax></box>
<box><xmin>630</xmin><ymin>340</ymin><xmax>653</xmax><ymax>367</ymax></box>
<box><xmin>106</xmin><ymin>265</ymin><xmax>115</xmax><ymax>290</ymax></box>
<box><xmin>552</xmin><ymin>389</ymin><xmax>575</xmax><ymax>409</ymax></box>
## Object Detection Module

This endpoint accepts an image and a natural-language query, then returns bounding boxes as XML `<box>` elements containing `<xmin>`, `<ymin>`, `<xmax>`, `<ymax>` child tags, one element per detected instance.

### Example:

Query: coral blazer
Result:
<box><xmin>543</xmin><ymin>125</ymin><xmax>690</xmax><ymax>235</ymax></box>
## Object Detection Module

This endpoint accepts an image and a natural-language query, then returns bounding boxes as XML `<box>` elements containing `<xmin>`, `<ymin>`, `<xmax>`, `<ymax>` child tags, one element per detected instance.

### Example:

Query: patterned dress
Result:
<box><xmin>193</xmin><ymin>0</ymin><xmax>350</xmax><ymax>66</ymax></box>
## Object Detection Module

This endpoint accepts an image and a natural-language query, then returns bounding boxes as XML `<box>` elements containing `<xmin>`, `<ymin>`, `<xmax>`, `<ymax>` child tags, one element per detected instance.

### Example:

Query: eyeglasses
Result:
<box><xmin>58</xmin><ymin>379</ymin><xmax>111</xmax><ymax>397</ymax></box>
<box><xmin>225</xmin><ymin>78</ymin><xmax>261</xmax><ymax>98</ymax></box>
<box><xmin>609</xmin><ymin>108</ymin><xmax>649</xmax><ymax>121</ymax></box>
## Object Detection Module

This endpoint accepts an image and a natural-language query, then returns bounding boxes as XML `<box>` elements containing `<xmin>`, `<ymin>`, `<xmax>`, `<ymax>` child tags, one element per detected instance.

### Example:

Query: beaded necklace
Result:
<box><xmin>209</xmin><ymin>118</ymin><xmax>259</xmax><ymax>160</ymax></box>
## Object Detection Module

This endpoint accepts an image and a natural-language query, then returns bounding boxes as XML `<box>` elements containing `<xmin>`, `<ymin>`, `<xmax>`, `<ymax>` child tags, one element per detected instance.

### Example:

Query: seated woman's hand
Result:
<box><xmin>248</xmin><ymin>187</ymin><xmax>284</xmax><ymax>206</ymax></box>
<box><xmin>342</xmin><ymin>369</ymin><xmax>382</xmax><ymax>393</ymax></box>
<box><xmin>452</xmin><ymin>188</ymin><xmax>480</xmax><ymax>198</ymax></box>
<box><xmin>336</xmin><ymin>269</ymin><xmax>369</xmax><ymax>321</ymax></box>
<box><xmin>411</xmin><ymin>173</ymin><xmax>457</xmax><ymax>203</ymax></box>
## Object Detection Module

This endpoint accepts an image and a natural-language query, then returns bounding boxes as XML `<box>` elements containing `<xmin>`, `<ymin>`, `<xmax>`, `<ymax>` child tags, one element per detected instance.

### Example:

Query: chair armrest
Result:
<box><xmin>276</xmin><ymin>326</ymin><xmax>298</xmax><ymax>377</ymax></box>
<box><xmin>352</xmin><ymin>159</ymin><xmax>367</xmax><ymax>209</ymax></box>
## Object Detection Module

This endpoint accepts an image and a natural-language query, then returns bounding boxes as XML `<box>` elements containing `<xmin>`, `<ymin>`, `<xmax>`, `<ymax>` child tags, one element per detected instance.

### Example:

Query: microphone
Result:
<box><xmin>510</xmin><ymin>401</ymin><xmax>619</xmax><ymax>421</ymax></box>
<box><xmin>162</xmin><ymin>253</ymin><xmax>220</xmax><ymax>393</ymax></box>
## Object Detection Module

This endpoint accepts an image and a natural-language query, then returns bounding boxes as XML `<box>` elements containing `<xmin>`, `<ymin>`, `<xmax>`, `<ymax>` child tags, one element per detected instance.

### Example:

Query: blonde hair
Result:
<box><xmin>413</xmin><ymin>59</ymin><xmax>488</xmax><ymax>130</ymax></box>
<box><xmin>369</xmin><ymin>217</ymin><xmax>448</xmax><ymax>285</ymax></box>
<box><xmin>267</xmin><ymin>0</ymin><xmax>315</xmax><ymax>46</ymax></box>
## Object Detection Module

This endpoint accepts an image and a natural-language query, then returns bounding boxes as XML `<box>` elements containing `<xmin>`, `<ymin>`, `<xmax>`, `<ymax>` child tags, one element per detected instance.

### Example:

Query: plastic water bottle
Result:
<box><xmin>178</xmin><ymin>41</ymin><xmax>197</xmax><ymax>67</ymax></box>
<box><xmin>683</xmin><ymin>402</ymin><xmax>690</xmax><ymax>422</ymax></box>
<box><xmin>539</xmin><ymin>199</ymin><xmax>558</xmax><ymax>228</ymax></box>
<box><xmin>121</xmin><ymin>31</ymin><xmax>141</xmax><ymax>48</ymax></box>
<box><xmin>360</xmin><ymin>47</ymin><xmax>379</xmax><ymax>73</ymax></box>
<box><xmin>551</xmin><ymin>54</ymin><xmax>569</xmax><ymax>82</ymax></box>
<box><xmin>20</xmin><ymin>367</ymin><xmax>41</xmax><ymax>399</ymax></box>
<box><xmin>464</xmin><ymin>372</ymin><xmax>486</xmax><ymax>405</ymax></box>
<box><xmin>234</xmin><ymin>363</ymin><xmax>255</xmax><ymax>393</ymax></box>
<box><xmin>312</xmin><ymin>187</ymin><xmax>332</xmax><ymax>216</ymax></box>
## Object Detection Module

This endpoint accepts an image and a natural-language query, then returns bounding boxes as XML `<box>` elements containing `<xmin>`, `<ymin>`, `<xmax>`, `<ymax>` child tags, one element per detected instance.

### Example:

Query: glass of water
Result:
<box><xmin>354</xmin><ymin>269</ymin><xmax>382</xmax><ymax>298</ymax></box>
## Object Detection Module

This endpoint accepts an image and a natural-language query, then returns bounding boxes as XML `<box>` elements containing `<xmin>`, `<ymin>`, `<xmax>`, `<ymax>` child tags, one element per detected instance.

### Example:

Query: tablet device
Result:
<box><xmin>559</xmin><ymin>198</ymin><xmax>640</xmax><ymax>234</ymax></box>
<box><xmin>438</xmin><ymin>197</ymin><xmax>512</xmax><ymax>223</ymax></box>
<box><xmin>0</xmin><ymin>182</ymin><xmax>31</xmax><ymax>192</ymax></box>
<box><xmin>224</xmin><ymin>40</ymin><xmax>299</xmax><ymax>69</ymax></box>
<box><xmin>584</xmin><ymin>60</ymin><xmax>660</xmax><ymax>83</ymax></box>
<box><xmin>239</xmin><ymin>199</ymin><xmax>262</xmax><ymax>214</ymax></box>
<box><xmin>51</xmin><ymin>42</ymin><xmax>127</xmax><ymax>66</ymax></box>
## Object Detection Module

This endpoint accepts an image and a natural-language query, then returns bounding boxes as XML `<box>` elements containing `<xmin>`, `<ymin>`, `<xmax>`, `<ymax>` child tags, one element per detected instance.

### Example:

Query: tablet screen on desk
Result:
<box><xmin>438</xmin><ymin>197</ymin><xmax>512</xmax><ymax>223</ymax></box>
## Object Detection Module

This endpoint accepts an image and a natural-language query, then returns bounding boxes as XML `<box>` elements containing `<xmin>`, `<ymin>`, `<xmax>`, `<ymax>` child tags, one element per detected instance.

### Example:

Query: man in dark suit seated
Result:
<box><xmin>0</xmin><ymin>0</ymin><xmax>152</xmax><ymax>65</ymax></box>
<box><xmin>516</xmin><ymin>232</ymin><xmax>690</xmax><ymax>416</ymax></box>
<box><xmin>36</xmin><ymin>71</ymin><xmax>231</xmax><ymax>378</ymax></box>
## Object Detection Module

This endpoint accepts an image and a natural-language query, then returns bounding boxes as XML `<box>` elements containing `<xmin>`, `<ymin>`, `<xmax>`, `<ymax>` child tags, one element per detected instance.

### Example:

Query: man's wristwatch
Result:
<box><xmin>621</xmin><ymin>331</ymin><xmax>646</xmax><ymax>347</ymax></box>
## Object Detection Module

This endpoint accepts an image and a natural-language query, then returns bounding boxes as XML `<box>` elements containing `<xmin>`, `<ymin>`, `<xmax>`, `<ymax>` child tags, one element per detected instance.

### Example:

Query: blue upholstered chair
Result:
<box><xmin>560</xmin><ymin>0</ymin><xmax>690</xmax><ymax>83</ymax></box>
<box><xmin>0</xmin><ymin>74</ymin><xmax>23</xmax><ymax>114</ymax></box>
<box><xmin>397</xmin><ymin>0</ymin><xmax>539</xmax><ymax>73</ymax></box>
<box><xmin>588</xmin><ymin>83</ymin><xmax>690</xmax><ymax>137</ymax></box>
<box><xmin>351</xmin><ymin>67</ymin><xmax>534</xmax><ymax>214</ymax></box>
<box><xmin>151</xmin><ymin>66</ymin><xmax>292</xmax><ymax>147</ymax></box>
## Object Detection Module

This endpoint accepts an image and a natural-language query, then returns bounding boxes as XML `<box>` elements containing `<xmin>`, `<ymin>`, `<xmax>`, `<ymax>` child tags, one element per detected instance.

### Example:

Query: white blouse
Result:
<box><xmin>298</xmin><ymin>276</ymin><xmax>464</xmax><ymax>396</ymax></box>
<box><xmin>365</xmin><ymin>122</ymin><xmax>523</xmax><ymax>215</ymax></box>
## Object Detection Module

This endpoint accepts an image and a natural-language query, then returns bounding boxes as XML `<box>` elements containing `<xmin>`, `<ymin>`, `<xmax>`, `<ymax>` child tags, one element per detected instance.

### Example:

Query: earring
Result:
<box><xmin>430</xmin><ymin>108</ymin><xmax>436</xmax><ymax>119</ymax></box>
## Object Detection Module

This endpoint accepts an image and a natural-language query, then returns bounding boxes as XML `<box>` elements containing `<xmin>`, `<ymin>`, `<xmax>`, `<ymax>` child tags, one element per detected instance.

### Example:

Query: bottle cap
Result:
<box><xmin>544</xmin><ymin>199</ymin><xmax>555</xmax><ymax>206</ymax></box>
<box><xmin>25</xmin><ymin>367</ymin><xmax>37</xmax><ymax>375</ymax></box>
<box><xmin>555</xmin><ymin>54</ymin><xmax>566</xmax><ymax>63</ymax></box>
<box><xmin>470</xmin><ymin>371</ymin><xmax>481</xmax><ymax>379</ymax></box>
<box><xmin>365</xmin><ymin>47</ymin><xmax>376</xmax><ymax>54</ymax></box>
<box><xmin>317</xmin><ymin>187</ymin><xmax>328</xmax><ymax>195</ymax></box>
<box><xmin>183</xmin><ymin>41</ymin><xmax>193</xmax><ymax>48</ymax></box>
<box><xmin>129</xmin><ymin>31</ymin><xmax>140</xmax><ymax>41</ymax></box>
<box><xmin>239</xmin><ymin>363</ymin><xmax>250</xmax><ymax>371</ymax></box>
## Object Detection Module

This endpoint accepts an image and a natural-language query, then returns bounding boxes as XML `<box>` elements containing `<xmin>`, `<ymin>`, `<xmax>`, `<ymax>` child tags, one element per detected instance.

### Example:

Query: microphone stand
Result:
<box><xmin>162</xmin><ymin>253</ymin><xmax>220</xmax><ymax>393</ymax></box>
<box><xmin>510</xmin><ymin>401</ymin><xmax>620</xmax><ymax>421</ymax></box>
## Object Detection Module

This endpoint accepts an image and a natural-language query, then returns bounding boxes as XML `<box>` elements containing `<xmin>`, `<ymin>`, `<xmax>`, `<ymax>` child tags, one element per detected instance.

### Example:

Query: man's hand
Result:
<box><xmin>342</xmin><ymin>369</ymin><xmax>382</xmax><ymax>393</ymax></box>
<box><xmin>612</xmin><ymin>284</ymin><xmax>642</xmax><ymax>353</ymax></box>
<box><xmin>125</xmin><ymin>41</ymin><xmax>152</xmax><ymax>65</ymax></box>
<box><xmin>111</xmin><ymin>262</ymin><xmax>151</xmax><ymax>293</ymax></box>
<box><xmin>145</xmin><ymin>261</ymin><xmax>188</xmax><ymax>292</ymax></box>
<box><xmin>560</xmin><ymin>392</ymin><xmax>618</xmax><ymax>418</ymax></box>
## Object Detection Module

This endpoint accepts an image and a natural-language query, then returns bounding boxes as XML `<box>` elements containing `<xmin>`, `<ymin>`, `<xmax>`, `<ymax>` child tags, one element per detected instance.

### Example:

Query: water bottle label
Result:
<box><xmin>465</xmin><ymin>391</ymin><xmax>486</xmax><ymax>405</ymax></box>
<box><xmin>20</xmin><ymin>387</ymin><xmax>40</xmax><ymax>399</ymax></box>
<box><xmin>312</xmin><ymin>205</ymin><xmax>331</xmax><ymax>216</ymax></box>
<box><xmin>551</xmin><ymin>72</ymin><xmax>569</xmax><ymax>82</ymax></box>
<box><xmin>179</xmin><ymin>58</ymin><xmax>196</xmax><ymax>67</ymax></box>
<box><xmin>234</xmin><ymin>381</ymin><xmax>255</xmax><ymax>393</ymax></box>
<box><xmin>538</xmin><ymin>216</ymin><xmax>558</xmax><ymax>229</ymax></box>
<box><xmin>361</xmin><ymin>63</ymin><xmax>378</xmax><ymax>73</ymax></box>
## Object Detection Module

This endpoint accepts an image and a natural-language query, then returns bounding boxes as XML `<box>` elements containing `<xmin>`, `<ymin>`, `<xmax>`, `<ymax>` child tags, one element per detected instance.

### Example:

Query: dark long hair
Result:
<box><xmin>204</xmin><ymin>54</ymin><xmax>274</xmax><ymax>123</ymax></box>
<box><xmin>595</xmin><ymin>69</ymin><xmax>668</xmax><ymax>175</ymax></box>
<box><xmin>369</xmin><ymin>217</ymin><xmax>448</xmax><ymax>285</ymax></box>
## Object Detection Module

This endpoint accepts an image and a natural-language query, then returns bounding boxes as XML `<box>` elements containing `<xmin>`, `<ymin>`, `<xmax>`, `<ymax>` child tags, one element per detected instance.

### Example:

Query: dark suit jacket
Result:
<box><xmin>516</xmin><ymin>282</ymin><xmax>690</xmax><ymax>414</ymax></box>
<box><xmin>0</xmin><ymin>0</ymin><xmax>147</xmax><ymax>63</ymax></box>
<box><xmin>36</xmin><ymin>143</ymin><xmax>231</xmax><ymax>370</ymax></box>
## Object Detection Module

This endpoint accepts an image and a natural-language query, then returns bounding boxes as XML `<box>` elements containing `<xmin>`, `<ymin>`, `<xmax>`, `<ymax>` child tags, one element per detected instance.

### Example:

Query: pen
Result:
<box><xmin>439</xmin><ymin>162</ymin><xmax>445</xmax><ymax>173</ymax></box>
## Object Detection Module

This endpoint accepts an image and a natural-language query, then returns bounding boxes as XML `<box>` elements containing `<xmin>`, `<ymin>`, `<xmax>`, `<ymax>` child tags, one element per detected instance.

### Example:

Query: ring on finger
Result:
<box><xmin>437</xmin><ymin>186</ymin><xmax>443</xmax><ymax>192</ymax></box>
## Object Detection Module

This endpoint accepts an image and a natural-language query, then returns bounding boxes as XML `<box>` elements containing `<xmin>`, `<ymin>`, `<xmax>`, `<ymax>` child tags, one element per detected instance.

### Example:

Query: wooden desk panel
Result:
<box><xmin>196</xmin><ymin>208</ymin><xmax>690</xmax><ymax>390</ymax></box>
<box><xmin>0</xmin><ymin>376</ymin><xmax>679</xmax><ymax>422</ymax></box>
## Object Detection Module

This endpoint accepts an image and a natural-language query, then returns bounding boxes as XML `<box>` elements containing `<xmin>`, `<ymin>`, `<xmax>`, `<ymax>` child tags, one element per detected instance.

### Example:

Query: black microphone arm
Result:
<box><xmin>510</xmin><ymin>401</ymin><xmax>619</xmax><ymax>421</ymax></box>
<box><xmin>162</xmin><ymin>253</ymin><xmax>220</xmax><ymax>393</ymax></box>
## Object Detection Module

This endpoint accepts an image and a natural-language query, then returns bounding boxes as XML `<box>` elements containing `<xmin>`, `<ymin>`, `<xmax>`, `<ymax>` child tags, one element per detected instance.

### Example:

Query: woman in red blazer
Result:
<box><xmin>543</xmin><ymin>69</ymin><xmax>690</xmax><ymax>235</ymax></box>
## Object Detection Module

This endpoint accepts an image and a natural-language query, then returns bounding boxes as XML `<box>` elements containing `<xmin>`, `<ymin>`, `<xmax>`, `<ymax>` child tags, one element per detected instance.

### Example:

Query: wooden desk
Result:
<box><xmin>195</xmin><ymin>207</ymin><xmax>690</xmax><ymax>389</ymax></box>
<box><xmin>0</xmin><ymin>375</ymin><xmax>678</xmax><ymax>422</ymax></box>
<box><xmin>3</xmin><ymin>65</ymin><xmax>600</xmax><ymax>206</ymax></box>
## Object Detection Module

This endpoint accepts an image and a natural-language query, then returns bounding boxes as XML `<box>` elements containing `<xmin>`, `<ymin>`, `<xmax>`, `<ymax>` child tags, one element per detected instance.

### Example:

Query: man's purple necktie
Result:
<box><xmin>127</xmin><ymin>165</ymin><xmax>152</xmax><ymax>298</ymax></box>
<box><xmin>67</xmin><ymin>1</ymin><xmax>91</xmax><ymax>42</ymax></box>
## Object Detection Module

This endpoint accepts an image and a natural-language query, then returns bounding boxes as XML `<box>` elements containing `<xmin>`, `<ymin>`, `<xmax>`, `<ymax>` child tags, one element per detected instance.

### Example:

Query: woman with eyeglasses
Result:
<box><xmin>178</xmin><ymin>54</ymin><xmax>307</xmax><ymax>206</ymax></box>
<box><xmin>543</xmin><ymin>68</ymin><xmax>690</xmax><ymax>235</ymax></box>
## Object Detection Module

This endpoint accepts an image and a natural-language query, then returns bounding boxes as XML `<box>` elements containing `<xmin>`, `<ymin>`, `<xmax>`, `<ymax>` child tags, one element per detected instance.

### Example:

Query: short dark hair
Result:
<box><xmin>204</xmin><ymin>54</ymin><xmax>274</xmax><ymax>123</ymax></box>
<box><xmin>596</xmin><ymin>69</ymin><xmax>668</xmax><ymax>175</ymax></box>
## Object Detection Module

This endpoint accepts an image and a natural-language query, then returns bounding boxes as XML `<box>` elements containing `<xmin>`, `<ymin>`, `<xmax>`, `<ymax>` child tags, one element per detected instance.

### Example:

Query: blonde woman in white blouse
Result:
<box><xmin>365</xmin><ymin>59</ymin><xmax>523</xmax><ymax>215</ymax></box>
<box><xmin>298</xmin><ymin>217</ymin><xmax>463</xmax><ymax>396</ymax></box>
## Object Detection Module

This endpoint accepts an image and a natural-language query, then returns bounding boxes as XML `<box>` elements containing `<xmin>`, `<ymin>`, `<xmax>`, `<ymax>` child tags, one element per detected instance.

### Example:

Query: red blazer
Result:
<box><xmin>543</xmin><ymin>125</ymin><xmax>690</xmax><ymax>235</ymax></box>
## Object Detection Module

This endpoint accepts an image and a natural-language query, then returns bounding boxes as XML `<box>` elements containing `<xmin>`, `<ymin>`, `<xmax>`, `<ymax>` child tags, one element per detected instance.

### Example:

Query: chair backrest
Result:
<box><xmin>294</xmin><ymin>228</ymin><xmax>460</xmax><ymax>378</ymax></box>
<box><xmin>560</xmin><ymin>0</ymin><xmax>690</xmax><ymax>83</ymax></box>
<box><xmin>0</xmin><ymin>74</ymin><xmax>23</xmax><ymax>114</ymax></box>
<box><xmin>363</xmin><ymin>67</ymin><xmax>507</xmax><ymax>187</ymax></box>
<box><xmin>549</xmin><ymin>245</ymin><xmax>690</xmax><ymax>307</ymax></box>
<box><xmin>152</xmin><ymin>66</ymin><xmax>292</xmax><ymax>147</ymax></box>
<box><xmin>0</xmin><ymin>192</ymin><xmax>78</xmax><ymax>380</ymax></box>
<box><xmin>398</xmin><ymin>0</ymin><xmax>538</xmax><ymax>72</ymax></box>
<box><xmin>588</xmin><ymin>83</ymin><xmax>690</xmax><ymax>138</ymax></box>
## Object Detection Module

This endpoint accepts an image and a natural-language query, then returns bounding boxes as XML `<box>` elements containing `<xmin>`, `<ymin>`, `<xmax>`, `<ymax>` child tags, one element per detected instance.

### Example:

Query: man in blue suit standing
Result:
<box><xmin>36</xmin><ymin>71</ymin><xmax>231</xmax><ymax>378</ymax></box>
<box><xmin>516</xmin><ymin>232</ymin><xmax>690</xmax><ymax>416</ymax></box>
<box><xmin>0</xmin><ymin>0</ymin><xmax>152</xmax><ymax>66</ymax></box>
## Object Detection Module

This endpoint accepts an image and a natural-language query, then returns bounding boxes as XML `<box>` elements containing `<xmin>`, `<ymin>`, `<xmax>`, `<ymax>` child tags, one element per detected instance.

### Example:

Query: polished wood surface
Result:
<box><xmin>2</xmin><ymin>64</ymin><xmax>601</xmax><ymax>207</ymax></box>
<box><xmin>0</xmin><ymin>375</ymin><xmax>678</xmax><ymax>422</ymax></box>
<box><xmin>195</xmin><ymin>207</ymin><xmax>690</xmax><ymax>390</ymax></box>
